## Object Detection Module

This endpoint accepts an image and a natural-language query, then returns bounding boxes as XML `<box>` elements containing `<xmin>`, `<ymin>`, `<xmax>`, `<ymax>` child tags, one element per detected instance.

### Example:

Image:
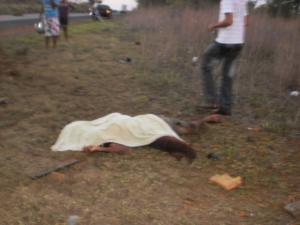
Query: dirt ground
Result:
<box><xmin>0</xmin><ymin>21</ymin><xmax>299</xmax><ymax>225</ymax></box>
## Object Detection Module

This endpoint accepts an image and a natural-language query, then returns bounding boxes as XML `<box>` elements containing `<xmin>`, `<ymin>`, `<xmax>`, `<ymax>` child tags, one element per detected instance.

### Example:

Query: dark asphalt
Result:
<box><xmin>0</xmin><ymin>13</ymin><xmax>90</xmax><ymax>31</ymax></box>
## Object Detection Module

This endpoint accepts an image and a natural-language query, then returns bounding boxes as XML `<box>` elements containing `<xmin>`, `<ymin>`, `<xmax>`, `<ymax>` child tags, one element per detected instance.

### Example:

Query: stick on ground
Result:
<box><xmin>30</xmin><ymin>158</ymin><xmax>80</xmax><ymax>180</ymax></box>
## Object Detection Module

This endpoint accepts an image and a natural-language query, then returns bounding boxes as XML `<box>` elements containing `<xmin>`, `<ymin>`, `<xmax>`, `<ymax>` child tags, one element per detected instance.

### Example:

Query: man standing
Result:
<box><xmin>41</xmin><ymin>0</ymin><xmax>60</xmax><ymax>48</ymax></box>
<box><xmin>201</xmin><ymin>0</ymin><xmax>249</xmax><ymax>115</ymax></box>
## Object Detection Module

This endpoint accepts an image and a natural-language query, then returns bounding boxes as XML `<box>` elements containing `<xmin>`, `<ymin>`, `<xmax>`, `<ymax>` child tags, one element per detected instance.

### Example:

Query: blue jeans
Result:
<box><xmin>201</xmin><ymin>41</ymin><xmax>243</xmax><ymax>113</ymax></box>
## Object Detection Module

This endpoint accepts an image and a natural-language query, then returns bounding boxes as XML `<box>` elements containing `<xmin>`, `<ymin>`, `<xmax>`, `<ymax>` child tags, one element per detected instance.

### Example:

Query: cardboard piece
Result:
<box><xmin>210</xmin><ymin>173</ymin><xmax>242</xmax><ymax>191</ymax></box>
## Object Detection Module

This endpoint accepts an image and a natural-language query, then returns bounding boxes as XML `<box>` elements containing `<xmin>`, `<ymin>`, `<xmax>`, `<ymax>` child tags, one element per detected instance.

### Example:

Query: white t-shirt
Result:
<box><xmin>216</xmin><ymin>0</ymin><xmax>248</xmax><ymax>44</ymax></box>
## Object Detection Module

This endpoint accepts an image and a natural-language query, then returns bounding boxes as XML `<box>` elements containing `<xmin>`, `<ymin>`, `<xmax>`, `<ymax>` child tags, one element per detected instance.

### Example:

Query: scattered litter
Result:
<box><xmin>247</xmin><ymin>126</ymin><xmax>261</xmax><ymax>132</ymax></box>
<box><xmin>284</xmin><ymin>201</ymin><xmax>300</xmax><ymax>218</ymax></box>
<box><xmin>207</xmin><ymin>152</ymin><xmax>220</xmax><ymax>161</ymax></box>
<box><xmin>30</xmin><ymin>158</ymin><xmax>80</xmax><ymax>180</ymax></box>
<box><xmin>71</xmin><ymin>86</ymin><xmax>87</xmax><ymax>96</ymax></box>
<box><xmin>67</xmin><ymin>215</ymin><xmax>79</xmax><ymax>225</ymax></box>
<box><xmin>0</xmin><ymin>97</ymin><xmax>9</xmax><ymax>105</ymax></box>
<box><xmin>192</xmin><ymin>56</ymin><xmax>198</xmax><ymax>63</ymax></box>
<box><xmin>209</xmin><ymin>173</ymin><xmax>242</xmax><ymax>191</ymax></box>
<box><xmin>134</xmin><ymin>41</ymin><xmax>141</xmax><ymax>45</ymax></box>
<box><xmin>119</xmin><ymin>57</ymin><xmax>132</xmax><ymax>64</ymax></box>
<box><xmin>289</xmin><ymin>91</ymin><xmax>299</xmax><ymax>97</ymax></box>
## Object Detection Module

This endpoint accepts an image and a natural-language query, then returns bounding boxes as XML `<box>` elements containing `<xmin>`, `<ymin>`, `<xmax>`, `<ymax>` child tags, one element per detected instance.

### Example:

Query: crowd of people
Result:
<box><xmin>40</xmin><ymin>0</ymin><xmax>72</xmax><ymax>48</ymax></box>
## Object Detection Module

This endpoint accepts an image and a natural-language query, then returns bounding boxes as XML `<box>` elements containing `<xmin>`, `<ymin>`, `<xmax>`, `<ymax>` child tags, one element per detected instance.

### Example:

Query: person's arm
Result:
<box><xmin>208</xmin><ymin>13</ymin><xmax>233</xmax><ymax>32</ymax></box>
<box><xmin>83</xmin><ymin>143</ymin><xmax>130</xmax><ymax>154</ymax></box>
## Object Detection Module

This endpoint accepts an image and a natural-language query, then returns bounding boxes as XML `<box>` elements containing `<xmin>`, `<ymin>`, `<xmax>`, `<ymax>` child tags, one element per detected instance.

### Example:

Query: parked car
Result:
<box><xmin>96</xmin><ymin>4</ymin><xmax>113</xmax><ymax>18</ymax></box>
<box><xmin>89</xmin><ymin>4</ymin><xmax>112</xmax><ymax>20</ymax></box>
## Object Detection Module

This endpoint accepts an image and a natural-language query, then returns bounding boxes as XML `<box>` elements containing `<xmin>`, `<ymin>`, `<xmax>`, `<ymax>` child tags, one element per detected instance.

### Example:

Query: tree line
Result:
<box><xmin>138</xmin><ymin>0</ymin><xmax>218</xmax><ymax>7</ymax></box>
<box><xmin>138</xmin><ymin>0</ymin><xmax>300</xmax><ymax>17</ymax></box>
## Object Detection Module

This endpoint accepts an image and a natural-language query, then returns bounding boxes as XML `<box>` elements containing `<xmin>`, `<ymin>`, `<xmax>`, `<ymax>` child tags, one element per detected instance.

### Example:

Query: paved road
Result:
<box><xmin>0</xmin><ymin>13</ymin><xmax>90</xmax><ymax>30</ymax></box>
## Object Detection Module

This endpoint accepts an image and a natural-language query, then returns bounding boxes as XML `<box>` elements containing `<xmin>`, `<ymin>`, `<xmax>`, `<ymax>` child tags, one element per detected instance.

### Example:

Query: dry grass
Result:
<box><xmin>124</xmin><ymin>7</ymin><xmax>300</xmax><ymax>135</ymax></box>
<box><xmin>0</xmin><ymin>12</ymin><xmax>299</xmax><ymax>225</ymax></box>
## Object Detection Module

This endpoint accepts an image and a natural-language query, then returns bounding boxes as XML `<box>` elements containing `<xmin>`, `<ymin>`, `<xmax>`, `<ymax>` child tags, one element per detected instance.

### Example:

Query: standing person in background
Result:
<box><xmin>200</xmin><ymin>0</ymin><xmax>249</xmax><ymax>116</ymax></box>
<box><xmin>59</xmin><ymin>0</ymin><xmax>73</xmax><ymax>41</ymax></box>
<box><xmin>41</xmin><ymin>0</ymin><xmax>61</xmax><ymax>48</ymax></box>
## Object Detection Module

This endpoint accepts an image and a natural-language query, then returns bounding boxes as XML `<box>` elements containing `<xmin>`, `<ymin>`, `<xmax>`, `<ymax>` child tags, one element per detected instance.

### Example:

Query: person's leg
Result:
<box><xmin>52</xmin><ymin>36</ymin><xmax>58</xmax><ymax>48</ymax></box>
<box><xmin>218</xmin><ymin>45</ymin><xmax>243</xmax><ymax>115</ymax></box>
<box><xmin>50</xmin><ymin>17</ymin><xmax>60</xmax><ymax>48</ymax></box>
<box><xmin>201</xmin><ymin>42</ymin><xmax>223</xmax><ymax>107</ymax></box>
<box><xmin>63</xmin><ymin>26</ymin><xmax>68</xmax><ymax>40</ymax></box>
<box><xmin>45</xmin><ymin>36</ymin><xmax>50</xmax><ymax>48</ymax></box>
<box><xmin>44</xmin><ymin>17</ymin><xmax>51</xmax><ymax>48</ymax></box>
<box><xmin>60</xmin><ymin>17</ymin><xmax>68</xmax><ymax>40</ymax></box>
<box><xmin>150</xmin><ymin>136</ymin><xmax>197</xmax><ymax>162</ymax></box>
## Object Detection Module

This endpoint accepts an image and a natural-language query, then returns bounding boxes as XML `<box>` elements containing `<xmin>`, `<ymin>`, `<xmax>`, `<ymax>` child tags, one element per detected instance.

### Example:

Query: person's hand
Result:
<box><xmin>208</xmin><ymin>24</ymin><xmax>217</xmax><ymax>33</ymax></box>
<box><xmin>82</xmin><ymin>145</ymin><xmax>101</xmax><ymax>153</ymax></box>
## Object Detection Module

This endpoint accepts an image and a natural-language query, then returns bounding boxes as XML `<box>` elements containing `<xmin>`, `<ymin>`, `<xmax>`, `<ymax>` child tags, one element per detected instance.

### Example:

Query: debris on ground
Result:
<box><xmin>134</xmin><ymin>41</ymin><xmax>141</xmax><ymax>45</ymax></box>
<box><xmin>247</xmin><ymin>126</ymin><xmax>262</xmax><ymax>132</ymax></box>
<box><xmin>67</xmin><ymin>215</ymin><xmax>80</xmax><ymax>225</ymax></box>
<box><xmin>209</xmin><ymin>173</ymin><xmax>242</xmax><ymax>191</ymax></box>
<box><xmin>289</xmin><ymin>91</ymin><xmax>299</xmax><ymax>97</ymax></box>
<box><xmin>207</xmin><ymin>152</ymin><xmax>220</xmax><ymax>161</ymax></box>
<box><xmin>284</xmin><ymin>201</ymin><xmax>300</xmax><ymax>218</ymax></box>
<box><xmin>119</xmin><ymin>57</ymin><xmax>132</xmax><ymax>64</ymax></box>
<box><xmin>192</xmin><ymin>56</ymin><xmax>198</xmax><ymax>63</ymax></box>
<box><xmin>30</xmin><ymin>158</ymin><xmax>80</xmax><ymax>180</ymax></box>
<box><xmin>0</xmin><ymin>97</ymin><xmax>9</xmax><ymax>105</ymax></box>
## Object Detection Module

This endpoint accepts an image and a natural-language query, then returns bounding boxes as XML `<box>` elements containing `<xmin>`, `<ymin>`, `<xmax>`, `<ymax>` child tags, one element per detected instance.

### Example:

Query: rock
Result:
<box><xmin>67</xmin><ymin>215</ymin><xmax>79</xmax><ymax>225</ymax></box>
<box><xmin>289</xmin><ymin>91</ymin><xmax>299</xmax><ymax>97</ymax></box>
<box><xmin>285</xmin><ymin>201</ymin><xmax>300</xmax><ymax>218</ymax></box>
<box><xmin>192</xmin><ymin>56</ymin><xmax>198</xmax><ymax>63</ymax></box>
<box><xmin>207</xmin><ymin>152</ymin><xmax>220</xmax><ymax>161</ymax></box>
<box><xmin>0</xmin><ymin>97</ymin><xmax>9</xmax><ymax>105</ymax></box>
<box><xmin>119</xmin><ymin>57</ymin><xmax>132</xmax><ymax>64</ymax></box>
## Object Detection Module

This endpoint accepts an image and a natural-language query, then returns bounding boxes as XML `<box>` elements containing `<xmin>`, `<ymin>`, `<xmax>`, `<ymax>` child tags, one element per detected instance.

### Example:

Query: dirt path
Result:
<box><xmin>0</xmin><ymin>21</ymin><xmax>299</xmax><ymax>225</ymax></box>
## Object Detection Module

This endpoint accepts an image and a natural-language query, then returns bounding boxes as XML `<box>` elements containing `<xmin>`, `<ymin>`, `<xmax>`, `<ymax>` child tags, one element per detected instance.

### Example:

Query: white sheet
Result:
<box><xmin>51</xmin><ymin>113</ymin><xmax>182</xmax><ymax>151</ymax></box>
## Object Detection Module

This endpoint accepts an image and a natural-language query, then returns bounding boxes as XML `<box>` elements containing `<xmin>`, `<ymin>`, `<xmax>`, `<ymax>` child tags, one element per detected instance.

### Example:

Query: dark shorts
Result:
<box><xmin>59</xmin><ymin>17</ymin><xmax>68</xmax><ymax>27</ymax></box>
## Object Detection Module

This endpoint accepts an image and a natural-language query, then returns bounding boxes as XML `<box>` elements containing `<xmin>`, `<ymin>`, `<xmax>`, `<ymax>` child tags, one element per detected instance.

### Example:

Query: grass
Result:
<box><xmin>123</xmin><ymin>7</ymin><xmax>300</xmax><ymax>135</ymax></box>
<box><xmin>0</xmin><ymin>11</ymin><xmax>299</xmax><ymax>225</ymax></box>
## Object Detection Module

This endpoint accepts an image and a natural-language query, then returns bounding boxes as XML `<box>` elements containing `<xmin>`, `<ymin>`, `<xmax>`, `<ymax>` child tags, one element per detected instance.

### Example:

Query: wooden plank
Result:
<box><xmin>30</xmin><ymin>158</ymin><xmax>80</xmax><ymax>180</ymax></box>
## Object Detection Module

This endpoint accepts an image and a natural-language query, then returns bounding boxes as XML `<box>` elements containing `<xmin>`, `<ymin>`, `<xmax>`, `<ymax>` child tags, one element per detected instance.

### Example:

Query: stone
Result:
<box><xmin>0</xmin><ymin>97</ymin><xmax>9</xmax><ymax>105</ymax></box>
<box><xmin>285</xmin><ymin>201</ymin><xmax>300</xmax><ymax>218</ymax></box>
<box><xmin>67</xmin><ymin>215</ymin><xmax>79</xmax><ymax>225</ymax></box>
